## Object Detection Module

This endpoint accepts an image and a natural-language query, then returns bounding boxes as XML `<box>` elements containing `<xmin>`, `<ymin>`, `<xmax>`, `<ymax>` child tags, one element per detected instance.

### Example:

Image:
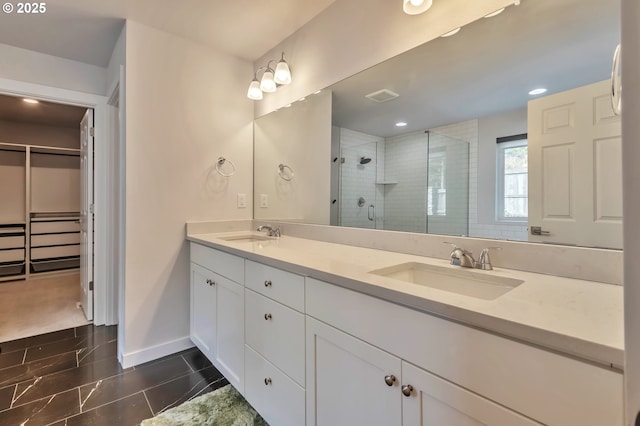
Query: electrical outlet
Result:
<box><xmin>237</xmin><ymin>193</ymin><xmax>246</xmax><ymax>208</ymax></box>
<box><xmin>260</xmin><ymin>194</ymin><xmax>269</xmax><ymax>208</ymax></box>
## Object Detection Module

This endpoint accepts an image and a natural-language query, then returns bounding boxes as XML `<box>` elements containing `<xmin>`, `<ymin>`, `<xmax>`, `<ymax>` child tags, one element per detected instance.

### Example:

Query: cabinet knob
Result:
<box><xmin>264</xmin><ymin>378</ymin><xmax>272</xmax><ymax>386</ymax></box>
<box><xmin>264</xmin><ymin>313</ymin><xmax>272</xmax><ymax>320</ymax></box>
<box><xmin>402</xmin><ymin>384</ymin><xmax>413</xmax><ymax>397</ymax></box>
<box><xmin>264</xmin><ymin>280</ymin><xmax>272</xmax><ymax>287</ymax></box>
<box><xmin>384</xmin><ymin>375</ymin><xmax>396</xmax><ymax>386</ymax></box>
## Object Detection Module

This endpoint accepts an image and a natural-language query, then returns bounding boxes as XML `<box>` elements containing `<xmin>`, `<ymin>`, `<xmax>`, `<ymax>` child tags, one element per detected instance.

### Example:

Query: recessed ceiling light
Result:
<box><xmin>23</xmin><ymin>98</ymin><xmax>39</xmax><ymax>104</ymax></box>
<box><xmin>284</xmin><ymin>104</ymin><xmax>292</xmax><ymax>108</ymax></box>
<box><xmin>441</xmin><ymin>27</ymin><xmax>461</xmax><ymax>37</ymax></box>
<box><xmin>396</xmin><ymin>121</ymin><xmax>408</xmax><ymax>127</ymax></box>
<box><xmin>528</xmin><ymin>88</ymin><xmax>547</xmax><ymax>95</ymax></box>
<box><xmin>484</xmin><ymin>8</ymin><xmax>505</xmax><ymax>18</ymax></box>
<box><xmin>314</xmin><ymin>90</ymin><xmax>322</xmax><ymax>95</ymax></box>
<box><xmin>299</xmin><ymin>97</ymin><xmax>306</xmax><ymax>101</ymax></box>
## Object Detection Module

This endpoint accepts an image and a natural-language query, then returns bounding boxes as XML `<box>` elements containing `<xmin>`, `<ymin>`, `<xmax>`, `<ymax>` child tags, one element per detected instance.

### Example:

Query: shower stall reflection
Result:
<box><xmin>334</xmin><ymin>129</ymin><xmax>469</xmax><ymax>235</ymax></box>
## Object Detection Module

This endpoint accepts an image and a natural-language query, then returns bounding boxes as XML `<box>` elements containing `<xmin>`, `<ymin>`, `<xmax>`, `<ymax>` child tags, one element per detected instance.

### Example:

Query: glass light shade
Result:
<box><xmin>260</xmin><ymin>70</ymin><xmax>277</xmax><ymax>93</ymax></box>
<box><xmin>247</xmin><ymin>79</ymin><xmax>263</xmax><ymax>100</ymax></box>
<box><xmin>274</xmin><ymin>60</ymin><xmax>292</xmax><ymax>85</ymax></box>
<box><xmin>403</xmin><ymin>0</ymin><xmax>432</xmax><ymax>15</ymax></box>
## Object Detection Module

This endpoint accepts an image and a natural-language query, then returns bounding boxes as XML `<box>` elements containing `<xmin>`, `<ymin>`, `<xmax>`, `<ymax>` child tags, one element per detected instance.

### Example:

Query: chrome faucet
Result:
<box><xmin>257</xmin><ymin>225</ymin><xmax>281</xmax><ymax>238</ymax></box>
<box><xmin>474</xmin><ymin>247</ymin><xmax>502</xmax><ymax>270</ymax></box>
<box><xmin>445</xmin><ymin>243</ymin><xmax>476</xmax><ymax>268</ymax></box>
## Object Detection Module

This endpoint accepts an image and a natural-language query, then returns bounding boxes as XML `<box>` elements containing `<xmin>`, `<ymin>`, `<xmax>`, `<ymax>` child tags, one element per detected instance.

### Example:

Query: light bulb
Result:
<box><xmin>274</xmin><ymin>60</ymin><xmax>292</xmax><ymax>85</ymax></box>
<box><xmin>247</xmin><ymin>79</ymin><xmax>263</xmax><ymax>100</ymax></box>
<box><xmin>410</xmin><ymin>0</ymin><xmax>423</xmax><ymax>5</ymax></box>
<box><xmin>260</xmin><ymin>69</ymin><xmax>276</xmax><ymax>93</ymax></box>
<box><xmin>403</xmin><ymin>0</ymin><xmax>432</xmax><ymax>15</ymax></box>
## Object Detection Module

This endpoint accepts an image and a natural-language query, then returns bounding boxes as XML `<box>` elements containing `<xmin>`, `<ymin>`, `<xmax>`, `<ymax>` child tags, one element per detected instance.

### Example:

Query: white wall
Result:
<box><xmin>253</xmin><ymin>90</ymin><xmax>332</xmax><ymax>224</ymax></box>
<box><xmin>253</xmin><ymin>0</ymin><xmax>514</xmax><ymax>117</ymax></box>
<box><xmin>0</xmin><ymin>43</ymin><xmax>106</xmax><ymax>95</ymax></box>
<box><xmin>122</xmin><ymin>20</ymin><xmax>254</xmax><ymax>366</ymax></box>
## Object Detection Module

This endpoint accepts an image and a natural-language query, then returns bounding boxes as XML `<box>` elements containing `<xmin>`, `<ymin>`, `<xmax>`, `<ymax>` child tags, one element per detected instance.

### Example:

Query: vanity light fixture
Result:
<box><xmin>441</xmin><ymin>27</ymin><xmax>461</xmax><ymax>37</ymax></box>
<box><xmin>247</xmin><ymin>52</ymin><xmax>292</xmax><ymax>100</ymax></box>
<box><xmin>403</xmin><ymin>0</ymin><xmax>433</xmax><ymax>15</ymax></box>
<box><xmin>23</xmin><ymin>98</ymin><xmax>39</xmax><ymax>104</ymax></box>
<box><xmin>528</xmin><ymin>88</ymin><xmax>547</xmax><ymax>95</ymax></box>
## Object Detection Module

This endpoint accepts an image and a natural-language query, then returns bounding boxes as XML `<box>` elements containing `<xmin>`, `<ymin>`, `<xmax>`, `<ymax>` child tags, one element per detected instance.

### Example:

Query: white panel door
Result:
<box><xmin>190</xmin><ymin>263</ymin><xmax>217</xmax><ymax>359</ymax></box>
<box><xmin>528</xmin><ymin>79</ymin><xmax>622</xmax><ymax>248</ymax></box>
<box><xmin>402</xmin><ymin>362</ymin><xmax>542</xmax><ymax>426</ymax></box>
<box><xmin>306</xmin><ymin>317</ymin><xmax>401</xmax><ymax>426</ymax></box>
<box><xmin>80</xmin><ymin>110</ymin><xmax>94</xmax><ymax>320</ymax></box>
<box><xmin>215</xmin><ymin>275</ymin><xmax>245</xmax><ymax>393</ymax></box>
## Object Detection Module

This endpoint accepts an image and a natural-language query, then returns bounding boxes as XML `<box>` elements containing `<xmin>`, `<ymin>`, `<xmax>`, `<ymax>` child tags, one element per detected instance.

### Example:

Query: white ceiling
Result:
<box><xmin>329</xmin><ymin>0</ymin><xmax>620</xmax><ymax>138</ymax></box>
<box><xmin>0</xmin><ymin>0</ymin><xmax>337</xmax><ymax>66</ymax></box>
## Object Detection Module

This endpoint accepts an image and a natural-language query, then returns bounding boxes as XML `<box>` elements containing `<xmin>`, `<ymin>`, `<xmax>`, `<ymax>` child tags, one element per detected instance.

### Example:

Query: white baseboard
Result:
<box><xmin>120</xmin><ymin>336</ymin><xmax>194</xmax><ymax>368</ymax></box>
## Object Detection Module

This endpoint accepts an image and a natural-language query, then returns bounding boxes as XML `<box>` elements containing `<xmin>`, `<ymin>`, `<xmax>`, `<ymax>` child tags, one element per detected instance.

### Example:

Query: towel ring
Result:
<box><xmin>215</xmin><ymin>157</ymin><xmax>236</xmax><ymax>177</ymax></box>
<box><xmin>278</xmin><ymin>164</ymin><xmax>294</xmax><ymax>181</ymax></box>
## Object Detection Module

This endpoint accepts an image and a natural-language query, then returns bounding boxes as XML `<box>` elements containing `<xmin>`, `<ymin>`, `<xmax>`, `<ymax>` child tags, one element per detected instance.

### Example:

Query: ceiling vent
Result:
<box><xmin>365</xmin><ymin>89</ymin><xmax>400</xmax><ymax>103</ymax></box>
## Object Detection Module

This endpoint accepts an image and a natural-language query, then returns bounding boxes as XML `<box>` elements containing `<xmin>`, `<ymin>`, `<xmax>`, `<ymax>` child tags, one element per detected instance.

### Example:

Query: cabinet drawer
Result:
<box><xmin>245</xmin><ymin>260</ymin><xmax>304</xmax><ymax>311</ymax></box>
<box><xmin>31</xmin><ymin>233</ymin><xmax>80</xmax><ymax>247</ymax></box>
<box><xmin>0</xmin><ymin>235</ymin><xmax>24</xmax><ymax>249</ymax></box>
<box><xmin>190</xmin><ymin>243</ymin><xmax>243</xmax><ymax>283</ymax></box>
<box><xmin>31</xmin><ymin>221</ymin><xmax>80</xmax><ymax>234</ymax></box>
<box><xmin>306</xmin><ymin>278</ymin><xmax>623</xmax><ymax>426</ymax></box>
<box><xmin>245</xmin><ymin>345</ymin><xmax>305</xmax><ymax>426</ymax></box>
<box><xmin>0</xmin><ymin>249</ymin><xmax>24</xmax><ymax>263</ymax></box>
<box><xmin>31</xmin><ymin>245</ymin><xmax>79</xmax><ymax>260</ymax></box>
<box><xmin>245</xmin><ymin>289</ymin><xmax>305</xmax><ymax>386</ymax></box>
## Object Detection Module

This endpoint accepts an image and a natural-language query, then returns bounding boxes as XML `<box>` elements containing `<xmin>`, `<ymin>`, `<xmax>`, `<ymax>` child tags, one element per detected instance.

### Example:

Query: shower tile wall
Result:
<box><xmin>338</xmin><ymin>128</ymin><xmax>383</xmax><ymax>229</ymax></box>
<box><xmin>432</xmin><ymin>120</ymin><xmax>528</xmax><ymax>241</ymax></box>
<box><xmin>383</xmin><ymin>132</ymin><xmax>428</xmax><ymax>233</ymax></box>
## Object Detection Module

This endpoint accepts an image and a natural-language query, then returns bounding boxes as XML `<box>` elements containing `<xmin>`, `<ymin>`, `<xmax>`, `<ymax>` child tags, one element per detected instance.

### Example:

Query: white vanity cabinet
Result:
<box><xmin>306</xmin><ymin>277</ymin><xmax>623</xmax><ymax>426</ymax></box>
<box><xmin>244</xmin><ymin>260</ymin><xmax>306</xmax><ymax>426</ymax></box>
<box><xmin>189</xmin><ymin>243</ymin><xmax>245</xmax><ymax>393</ymax></box>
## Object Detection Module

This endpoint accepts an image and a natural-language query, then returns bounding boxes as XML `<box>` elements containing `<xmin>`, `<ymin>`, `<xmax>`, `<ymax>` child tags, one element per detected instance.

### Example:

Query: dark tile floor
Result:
<box><xmin>0</xmin><ymin>324</ymin><xmax>227</xmax><ymax>425</ymax></box>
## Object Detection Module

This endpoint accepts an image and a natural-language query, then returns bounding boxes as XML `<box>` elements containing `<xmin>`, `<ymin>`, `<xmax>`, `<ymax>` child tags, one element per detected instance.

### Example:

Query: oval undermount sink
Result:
<box><xmin>368</xmin><ymin>262</ymin><xmax>523</xmax><ymax>300</ymax></box>
<box><xmin>218</xmin><ymin>233</ymin><xmax>276</xmax><ymax>242</ymax></box>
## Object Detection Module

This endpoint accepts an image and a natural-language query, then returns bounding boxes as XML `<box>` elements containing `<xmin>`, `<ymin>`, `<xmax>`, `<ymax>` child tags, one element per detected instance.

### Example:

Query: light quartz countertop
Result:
<box><xmin>187</xmin><ymin>231</ymin><xmax>624</xmax><ymax>369</ymax></box>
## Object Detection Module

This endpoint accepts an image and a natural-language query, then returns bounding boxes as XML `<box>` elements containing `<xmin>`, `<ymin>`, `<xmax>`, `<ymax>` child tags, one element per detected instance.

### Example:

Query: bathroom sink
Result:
<box><xmin>218</xmin><ymin>233</ymin><xmax>276</xmax><ymax>242</ymax></box>
<box><xmin>368</xmin><ymin>262</ymin><xmax>523</xmax><ymax>300</ymax></box>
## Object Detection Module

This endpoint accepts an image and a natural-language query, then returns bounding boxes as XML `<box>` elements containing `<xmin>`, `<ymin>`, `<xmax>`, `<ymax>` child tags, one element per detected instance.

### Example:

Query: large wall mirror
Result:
<box><xmin>254</xmin><ymin>0</ymin><xmax>622</xmax><ymax>249</ymax></box>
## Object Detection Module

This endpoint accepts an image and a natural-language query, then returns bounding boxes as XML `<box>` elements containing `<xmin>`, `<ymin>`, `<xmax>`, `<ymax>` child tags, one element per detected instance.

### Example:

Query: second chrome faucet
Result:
<box><xmin>444</xmin><ymin>242</ymin><xmax>501</xmax><ymax>270</ymax></box>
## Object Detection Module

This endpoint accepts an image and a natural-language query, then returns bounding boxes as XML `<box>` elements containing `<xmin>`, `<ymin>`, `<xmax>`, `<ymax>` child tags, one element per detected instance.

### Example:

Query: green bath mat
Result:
<box><xmin>140</xmin><ymin>384</ymin><xmax>269</xmax><ymax>426</ymax></box>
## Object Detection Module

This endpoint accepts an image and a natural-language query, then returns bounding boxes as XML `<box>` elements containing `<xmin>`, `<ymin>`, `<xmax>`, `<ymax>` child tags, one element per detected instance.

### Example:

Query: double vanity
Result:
<box><xmin>187</xmin><ymin>224</ymin><xmax>623</xmax><ymax>426</ymax></box>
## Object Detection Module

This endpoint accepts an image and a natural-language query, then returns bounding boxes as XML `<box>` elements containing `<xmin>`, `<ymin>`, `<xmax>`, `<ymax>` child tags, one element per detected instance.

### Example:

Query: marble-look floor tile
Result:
<box><xmin>0</xmin><ymin>384</ymin><xmax>15</xmax><ymax>411</ymax></box>
<box><xmin>77</xmin><ymin>339</ymin><xmax>117</xmax><ymax>366</ymax></box>
<box><xmin>79</xmin><ymin>355</ymin><xmax>192</xmax><ymax>412</ymax></box>
<box><xmin>0</xmin><ymin>388</ymin><xmax>79</xmax><ymax>426</ymax></box>
<box><xmin>144</xmin><ymin>366</ymin><xmax>228</xmax><ymax>415</ymax></box>
<box><xmin>12</xmin><ymin>356</ymin><xmax>125</xmax><ymax>407</ymax></box>
<box><xmin>65</xmin><ymin>392</ymin><xmax>153</xmax><ymax>426</ymax></box>
<box><xmin>181</xmin><ymin>347</ymin><xmax>213</xmax><ymax>371</ymax></box>
<box><xmin>0</xmin><ymin>349</ymin><xmax>25</xmax><ymax>370</ymax></box>
<box><xmin>0</xmin><ymin>328</ymin><xmax>75</xmax><ymax>354</ymax></box>
<box><xmin>0</xmin><ymin>351</ymin><xmax>77</xmax><ymax>388</ymax></box>
<box><xmin>24</xmin><ymin>326</ymin><xmax>117</xmax><ymax>364</ymax></box>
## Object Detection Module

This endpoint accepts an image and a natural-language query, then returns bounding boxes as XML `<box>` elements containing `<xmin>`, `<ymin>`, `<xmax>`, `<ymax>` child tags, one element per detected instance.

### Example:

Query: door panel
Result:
<box><xmin>80</xmin><ymin>110</ymin><xmax>93</xmax><ymax>320</ymax></box>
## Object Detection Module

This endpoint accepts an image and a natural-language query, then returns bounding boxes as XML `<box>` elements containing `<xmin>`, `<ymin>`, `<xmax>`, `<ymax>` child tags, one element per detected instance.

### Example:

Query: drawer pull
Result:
<box><xmin>264</xmin><ymin>280</ymin><xmax>272</xmax><ymax>287</ymax></box>
<box><xmin>206</xmin><ymin>279</ymin><xmax>216</xmax><ymax>286</ymax></box>
<box><xmin>384</xmin><ymin>375</ymin><xmax>396</xmax><ymax>386</ymax></box>
<box><xmin>264</xmin><ymin>377</ymin><xmax>272</xmax><ymax>386</ymax></box>
<box><xmin>264</xmin><ymin>313</ymin><xmax>272</xmax><ymax>320</ymax></box>
<box><xmin>402</xmin><ymin>384</ymin><xmax>413</xmax><ymax>397</ymax></box>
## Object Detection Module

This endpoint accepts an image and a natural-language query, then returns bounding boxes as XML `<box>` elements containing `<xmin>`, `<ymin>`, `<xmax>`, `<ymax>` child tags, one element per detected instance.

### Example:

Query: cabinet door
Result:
<box><xmin>190</xmin><ymin>263</ymin><xmax>217</xmax><ymax>359</ymax></box>
<box><xmin>306</xmin><ymin>317</ymin><xmax>401</xmax><ymax>426</ymax></box>
<box><xmin>402</xmin><ymin>362</ymin><xmax>541</xmax><ymax>426</ymax></box>
<box><xmin>215</xmin><ymin>276</ymin><xmax>245</xmax><ymax>394</ymax></box>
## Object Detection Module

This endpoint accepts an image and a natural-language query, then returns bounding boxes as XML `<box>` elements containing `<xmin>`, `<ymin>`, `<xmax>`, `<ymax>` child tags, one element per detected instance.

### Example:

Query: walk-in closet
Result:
<box><xmin>0</xmin><ymin>94</ymin><xmax>91</xmax><ymax>341</ymax></box>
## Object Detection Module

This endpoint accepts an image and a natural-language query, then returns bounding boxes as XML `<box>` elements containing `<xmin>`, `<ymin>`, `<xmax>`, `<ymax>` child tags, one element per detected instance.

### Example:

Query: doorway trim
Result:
<box><xmin>0</xmin><ymin>76</ymin><xmax>113</xmax><ymax>325</ymax></box>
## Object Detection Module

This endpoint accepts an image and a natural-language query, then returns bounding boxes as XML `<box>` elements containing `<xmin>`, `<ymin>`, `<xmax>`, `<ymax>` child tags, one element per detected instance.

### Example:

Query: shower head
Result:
<box><xmin>359</xmin><ymin>157</ymin><xmax>372</xmax><ymax>165</ymax></box>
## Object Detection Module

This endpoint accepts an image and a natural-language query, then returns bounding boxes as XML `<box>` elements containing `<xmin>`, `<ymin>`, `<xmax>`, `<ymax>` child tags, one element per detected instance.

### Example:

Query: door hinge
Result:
<box><xmin>89</xmin><ymin>127</ymin><xmax>95</xmax><ymax>137</ymax></box>
<box><xmin>89</xmin><ymin>204</ymin><xmax>95</xmax><ymax>214</ymax></box>
<box><xmin>89</xmin><ymin>281</ymin><xmax>94</xmax><ymax>291</ymax></box>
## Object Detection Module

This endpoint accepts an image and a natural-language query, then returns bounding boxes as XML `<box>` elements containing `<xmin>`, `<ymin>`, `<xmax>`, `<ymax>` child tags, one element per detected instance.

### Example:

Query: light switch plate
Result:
<box><xmin>237</xmin><ymin>193</ymin><xmax>246</xmax><ymax>208</ymax></box>
<box><xmin>260</xmin><ymin>194</ymin><xmax>269</xmax><ymax>208</ymax></box>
